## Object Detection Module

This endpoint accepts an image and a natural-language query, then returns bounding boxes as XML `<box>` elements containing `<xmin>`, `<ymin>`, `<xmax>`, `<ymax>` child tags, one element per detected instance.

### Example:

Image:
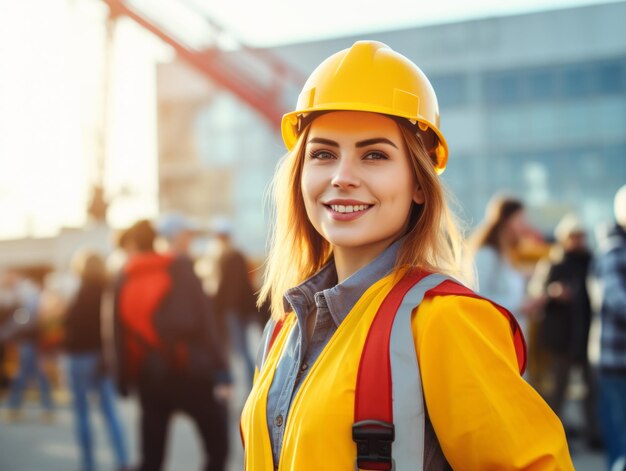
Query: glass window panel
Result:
<box><xmin>594</xmin><ymin>99</ymin><xmax>626</xmax><ymax>140</ymax></box>
<box><xmin>604</xmin><ymin>145</ymin><xmax>626</xmax><ymax>183</ymax></box>
<box><xmin>430</xmin><ymin>74</ymin><xmax>468</xmax><ymax>108</ymax></box>
<box><xmin>595</xmin><ymin>61</ymin><xmax>625</xmax><ymax>94</ymax></box>
<box><xmin>557</xmin><ymin>102</ymin><xmax>594</xmax><ymax>140</ymax></box>
<box><xmin>489</xmin><ymin>108</ymin><xmax>525</xmax><ymax>145</ymax></box>
<box><xmin>482</xmin><ymin>57</ymin><xmax>626</xmax><ymax>106</ymax></box>
<box><xmin>484</xmin><ymin>72</ymin><xmax>524</xmax><ymax>105</ymax></box>
<box><xmin>561</xmin><ymin>64</ymin><xmax>594</xmax><ymax>98</ymax></box>
<box><xmin>527</xmin><ymin>69</ymin><xmax>557</xmax><ymax>100</ymax></box>
<box><xmin>528</xmin><ymin>105</ymin><xmax>557</xmax><ymax>144</ymax></box>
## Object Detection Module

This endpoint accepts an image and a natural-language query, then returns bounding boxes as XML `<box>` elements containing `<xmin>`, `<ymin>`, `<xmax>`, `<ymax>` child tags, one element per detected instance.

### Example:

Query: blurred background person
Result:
<box><xmin>115</xmin><ymin>219</ymin><xmax>231</xmax><ymax>471</ymax></box>
<box><xmin>467</xmin><ymin>196</ymin><xmax>543</xmax><ymax>340</ymax></box>
<box><xmin>211</xmin><ymin>218</ymin><xmax>258</xmax><ymax>391</ymax></box>
<box><xmin>529</xmin><ymin>214</ymin><xmax>601</xmax><ymax>448</ymax></box>
<box><xmin>0</xmin><ymin>269</ymin><xmax>54</xmax><ymax>421</ymax></box>
<box><xmin>0</xmin><ymin>279</ymin><xmax>17</xmax><ymax>393</ymax></box>
<box><xmin>595</xmin><ymin>184</ymin><xmax>626</xmax><ymax>471</ymax></box>
<box><xmin>64</xmin><ymin>249</ymin><xmax>130</xmax><ymax>471</ymax></box>
<box><xmin>156</xmin><ymin>212</ymin><xmax>203</xmax><ymax>257</ymax></box>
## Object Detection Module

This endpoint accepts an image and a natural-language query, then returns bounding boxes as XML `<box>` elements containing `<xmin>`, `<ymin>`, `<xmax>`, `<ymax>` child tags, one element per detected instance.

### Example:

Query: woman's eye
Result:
<box><xmin>309</xmin><ymin>150</ymin><xmax>335</xmax><ymax>160</ymax></box>
<box><xmin>364</xmin><ymin>151</ymin><xmax>388</xmax><ymax>160</ymax></box>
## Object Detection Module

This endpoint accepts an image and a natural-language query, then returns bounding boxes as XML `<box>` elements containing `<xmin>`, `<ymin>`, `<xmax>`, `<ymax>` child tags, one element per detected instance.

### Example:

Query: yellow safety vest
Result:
<box><xmin>242</xmin><ymin>272</ymin><xmax>416</xmax><ymax>470</ymax></box>
<box><xmin>240</xmin><ymin>270</ymin><xmax>551</xmax><ymax>470</ymax></box>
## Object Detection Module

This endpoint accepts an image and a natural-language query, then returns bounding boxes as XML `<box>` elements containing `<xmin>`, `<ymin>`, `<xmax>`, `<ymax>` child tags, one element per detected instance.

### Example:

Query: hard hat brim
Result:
<box><xmin>281</xmin><ymin>107</ymin><xmax>449</xmax><ymax>174</ymax></box>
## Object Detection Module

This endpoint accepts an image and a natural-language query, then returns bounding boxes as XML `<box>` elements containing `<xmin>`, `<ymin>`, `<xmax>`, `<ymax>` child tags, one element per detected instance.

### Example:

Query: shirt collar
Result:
<box><xmin>283</xmin><ymin>238</ymin><xmax>403</xmax><ymax>327</ymax></box>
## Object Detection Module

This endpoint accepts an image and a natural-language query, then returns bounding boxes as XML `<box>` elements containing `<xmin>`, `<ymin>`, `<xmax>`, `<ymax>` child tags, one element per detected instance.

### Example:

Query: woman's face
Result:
<box><xmin>301</xmin><ymin>111</ymin><xmax>423</xmax><ymax>257</ymax></box>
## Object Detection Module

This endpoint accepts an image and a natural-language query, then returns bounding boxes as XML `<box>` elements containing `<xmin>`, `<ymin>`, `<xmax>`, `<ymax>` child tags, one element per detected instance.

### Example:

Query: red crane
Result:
<box><xmin>101</xmin><ymin>0</ymin><xmax>305</xmax><ymax>129</ymax></box>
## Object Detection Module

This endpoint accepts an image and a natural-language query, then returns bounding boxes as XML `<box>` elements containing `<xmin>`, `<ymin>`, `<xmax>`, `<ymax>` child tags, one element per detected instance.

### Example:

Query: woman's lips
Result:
<box><xmin>323</xmin><ymin>202</ymin><xmax>373</xmax><ymax>221</ymax></box>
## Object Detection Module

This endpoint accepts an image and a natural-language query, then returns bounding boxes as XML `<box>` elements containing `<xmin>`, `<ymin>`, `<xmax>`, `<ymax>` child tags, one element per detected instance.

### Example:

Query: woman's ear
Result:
<box><xmin>413</xmin><ymin>184</ymin><xmax>425</xmax><ymax>205</ymax></box>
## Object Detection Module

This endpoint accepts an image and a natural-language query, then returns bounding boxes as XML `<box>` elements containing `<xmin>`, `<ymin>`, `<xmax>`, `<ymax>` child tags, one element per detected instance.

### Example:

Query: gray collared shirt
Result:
<box><xmin>265</xmin><ymin>239</ymin><xmax>402</xmax><ymax>467</ymax></box>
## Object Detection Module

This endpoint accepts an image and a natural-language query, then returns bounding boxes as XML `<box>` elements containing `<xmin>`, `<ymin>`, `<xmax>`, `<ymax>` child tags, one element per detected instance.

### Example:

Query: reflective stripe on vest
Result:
<box><xmin>390</xmin><ymin>273</ymin><xmax>449</xmax><ymax>471</ymax></box>
<box><xmin>356</xmin><ymin>271</ymin><xmax>526</xmax><ymax>471</ymax></box>
<box><xmin>355</xmin><ymin>272</ymin><xmax>449</xmax><ymax>471</ymax></box>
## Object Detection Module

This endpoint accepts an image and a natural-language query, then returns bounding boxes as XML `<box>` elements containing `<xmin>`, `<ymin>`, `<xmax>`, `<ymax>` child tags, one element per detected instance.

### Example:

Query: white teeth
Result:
<box><xmin>330</xmin><ymin>204</ymin><xmax>369</xmax><ymax>213</ymax></box>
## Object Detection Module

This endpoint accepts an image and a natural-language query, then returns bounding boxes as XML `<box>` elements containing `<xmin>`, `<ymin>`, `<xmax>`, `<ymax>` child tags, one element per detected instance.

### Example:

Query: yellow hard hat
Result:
<box><xmin>281</xmin><ymin>40</ymin><xmax>449</xmax><ymax>174</ymax></box>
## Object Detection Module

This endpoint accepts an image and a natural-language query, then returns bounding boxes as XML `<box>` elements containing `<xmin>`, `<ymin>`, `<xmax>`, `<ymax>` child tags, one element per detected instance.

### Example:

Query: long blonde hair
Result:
<box><xmin>259</xmin><ymin>117</ymin><xmax>466</xmax><ymax>320</ymax></box>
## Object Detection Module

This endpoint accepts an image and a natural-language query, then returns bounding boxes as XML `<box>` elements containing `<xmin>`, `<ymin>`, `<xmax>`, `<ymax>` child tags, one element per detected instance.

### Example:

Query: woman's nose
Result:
<box><xmin>331</xmin><ymin>157</ymin><xmax>360</xmax><ymax>189</ymax></box>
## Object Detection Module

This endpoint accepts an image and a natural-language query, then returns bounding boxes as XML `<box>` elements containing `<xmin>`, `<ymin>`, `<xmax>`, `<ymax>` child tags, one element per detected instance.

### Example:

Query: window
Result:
<box><xmin>595</xmin><ymin>98</ymin><xmax>626</xmax><ymax>140</ymax></box>
<box><xmin>488</xmin><ymin>108</ymin><xmax>526</xmax><ymax>145</ymax></box>
<box><xmin>484</xmin><ymin>72</ymin><xmax>524</xmax><ymax>105</ymax></box>
<box><xmin>527</xmin><ymin>69</ymin><xmax>557</xmax><ymax>100</ymax></box>
<box><xmin>430</xmin><ymin>74</ymin><xmax>469</xmax><ymax>108</ymax></box>
<box><xmin>482</xmin><ymin>57</ymin><xmax>626</xmax><ymax>105</ymax></box>
<box><xmin>561</xmin><ymin>64</ymin><xmax>594</xmax><ymax>98</ymax></box>
<box><xmin>596</xmin><ymin>61</ymin><xmax>626</xmax><ymax>94</ymax></box>
<box><xmin>557</xmin><ymin>102</ymin><xmax>593</xmax><ymax>141</ymax></box>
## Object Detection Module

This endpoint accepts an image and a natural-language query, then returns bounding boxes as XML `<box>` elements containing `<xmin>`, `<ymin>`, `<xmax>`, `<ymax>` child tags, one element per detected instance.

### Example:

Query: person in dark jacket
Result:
<box><xmin>212</xmin><ymin>220</ymin><xmax>258</xmax><ymax>390</ymax></box>
<box><xmin>115</xmin><ymin>219</ymin><xmax>231</xmax><ymax>471</ymax></box>
<box><xmin>65</xmin><ymin>250</ymin><xmax>130</xmax><ymax>471</ymax></box>
<box><xmin>2</xmin><ymin>269</ymin><xmax>53</xmax><ymax>421</ymax></box>
<box><xmin>530</xmin><ymin>214</ymin><xmax>600</xmax><ymax>446</ymax></box>
<box><xmin>596</xmin><ymin>185</ymin><xmax>626</xmax><ymax>471</ymax></box>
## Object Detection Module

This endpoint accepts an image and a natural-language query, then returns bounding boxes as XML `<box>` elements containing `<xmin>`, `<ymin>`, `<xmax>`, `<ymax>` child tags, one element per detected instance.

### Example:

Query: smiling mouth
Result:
<box><xmin>325</xmin><ymin>204</ymin><xmax>373</xmax><ymax>214</ymax></box>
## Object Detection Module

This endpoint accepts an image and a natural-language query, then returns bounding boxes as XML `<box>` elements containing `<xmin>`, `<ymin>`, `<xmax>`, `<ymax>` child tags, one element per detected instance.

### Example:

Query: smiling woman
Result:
<box><xmin>302</xmin><ymin>111</ymin><xmax>422</xmax><ymax>281</ymax></box>
<box><xmin>241</xmin><ymin>40</ymin><xmax>574</xmax><ymax>471</ymax></box>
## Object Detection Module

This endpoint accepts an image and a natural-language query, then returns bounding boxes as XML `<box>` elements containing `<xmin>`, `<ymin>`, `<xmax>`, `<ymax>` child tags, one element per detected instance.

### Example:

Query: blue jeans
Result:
<box><xmin>68</xmin><ymin>353</ymin><xmax>129</xmax><ymax>471</ymax></box>
<box><xmin>227</xmin><ymin>312</ymin><xmax>255</xmax><ymax>389</ymax></box>
<box><xmin>598</xmin><ymin>372</ymin><xmax>626</xmax><ymax>470</ymax></box>
<box><xmin>6</xmin><ymin>341</ymin><xmax>53</xmax><ymax>410</ymax></box>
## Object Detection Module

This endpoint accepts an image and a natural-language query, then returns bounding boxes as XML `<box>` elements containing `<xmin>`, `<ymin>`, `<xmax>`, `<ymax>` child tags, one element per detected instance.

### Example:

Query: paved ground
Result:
<box><xmin>0</xmin><ymin>398</ymin><xmax>245</xmax><ymax>471</ymax></box>
<box><xmin>0</xmin><ymin>391</ymin><xmax>606</xmax><ymax>471</ymax></box>
<box><xmin>0</xmin><ymin>331</ymin><xmax>607</xmax><ymax>471</ymax></box>
<box><xmin>0</xmin><ymin>374</ymin><xmax>247</xmax><ymax>471</ymax></box>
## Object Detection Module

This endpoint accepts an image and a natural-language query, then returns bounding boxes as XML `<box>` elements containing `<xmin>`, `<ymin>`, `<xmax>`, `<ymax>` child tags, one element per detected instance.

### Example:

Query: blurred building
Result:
<box><xmin>158</xmin><ymin>2</ymin><xmax>626</xmax><ymax>253</ymax></box>
<box><xmin>0</xmin><ymin>224</ymin><xmax>111</xmax><ymax>281</ymax></box>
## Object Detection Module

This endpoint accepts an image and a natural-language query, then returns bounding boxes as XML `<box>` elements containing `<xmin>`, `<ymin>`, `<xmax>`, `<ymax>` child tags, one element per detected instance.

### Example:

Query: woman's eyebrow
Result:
<box><xmin>307</xmin><ymin>137</ymin><xmax>399</xmax><ymax>149</ymax></box>
<box><xmin>306</xmin><ymin>137</ymin><xmax>339</xmax><ymax>147</ymax></box>
<box><xmin>355</xmin><ymin>138</ymin><xmax>398</xmax><ymax>149</ymax></box>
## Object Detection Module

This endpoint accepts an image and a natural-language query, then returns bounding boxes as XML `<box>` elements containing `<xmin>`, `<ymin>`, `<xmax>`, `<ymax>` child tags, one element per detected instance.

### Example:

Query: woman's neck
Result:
<box><xmin>333</xmin><ymin>243</ymin><xmax>390</xmax><ymax>283</ymax></box>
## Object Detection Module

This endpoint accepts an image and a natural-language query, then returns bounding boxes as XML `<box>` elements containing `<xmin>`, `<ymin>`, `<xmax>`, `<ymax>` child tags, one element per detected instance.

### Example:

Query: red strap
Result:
<box><xmin>354</xmin><ymin>270</ymin><xmax>429</xmax><ymax>470</ymax></box>
<box><xmin>268</xmin><ymin>319</ymin><xmax>285</xmax><ymax>352</ymax></box>
<box><xmin>354</xmin><ymin>271</ymin><xmax>528</xmax><ymax>470</ymax></box>
<box><xmin>239</xmin><ymin>422</ymin><xmax>245</xmax><ymax>449</ymax></box>
<box><xmin>355</xmin><ymin>270</ymin><xmax>429</xmax><ymax>425</ymax></box>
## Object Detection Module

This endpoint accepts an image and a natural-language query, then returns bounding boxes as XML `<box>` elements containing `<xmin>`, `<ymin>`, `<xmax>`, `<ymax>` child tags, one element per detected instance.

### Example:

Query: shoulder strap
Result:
<box><xmin>268</xmin><ymin>319</ymin><xmax>284</xmax><ymax>351</ymax></box>
<box><xmin>255</xmin><ymin>318</ymin><xmax>286</xmax><ymax>373</ymax></box>
<box><xmin>353</xmin><ymin>270</ymin><xmax>527</xmax><ymax>471</ymax></box>
<box><xmin>353</xmin><ymin>270</ymin><xmax>431</xmax><ymax>471</ymax></box>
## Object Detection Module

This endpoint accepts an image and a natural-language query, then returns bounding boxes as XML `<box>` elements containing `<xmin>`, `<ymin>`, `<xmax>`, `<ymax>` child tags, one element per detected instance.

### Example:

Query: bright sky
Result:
<box><xmin>0</xmin><ymin>0</ymin><xmax>618</xmax><ymax>239</ymax></box>
<box><xmin>193</xmin><ymin>0</ymin><xmax>620</xmax><ymax>46</ymax></box>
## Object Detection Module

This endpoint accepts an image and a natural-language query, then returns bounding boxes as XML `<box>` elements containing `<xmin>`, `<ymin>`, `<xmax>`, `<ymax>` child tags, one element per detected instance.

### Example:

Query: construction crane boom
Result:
<box><xmin>102</xmin><ymin>0</ymin><xmax>304</xmax><ymax>128</ymax></box>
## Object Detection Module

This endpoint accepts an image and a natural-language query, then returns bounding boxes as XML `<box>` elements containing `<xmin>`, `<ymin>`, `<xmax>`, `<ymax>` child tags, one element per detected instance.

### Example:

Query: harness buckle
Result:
<box><xmin>352</xmin><ymin>420</ymin><xmax>395</xmax><ymax>471</ymax></box>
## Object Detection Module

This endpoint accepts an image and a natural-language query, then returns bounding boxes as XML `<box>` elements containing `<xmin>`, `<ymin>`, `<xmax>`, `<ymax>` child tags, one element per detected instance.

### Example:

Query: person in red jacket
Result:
<box><xmin>114</xmin><ymin>219</ymin><xmax>231</xmax><ymax>471</ymax></box>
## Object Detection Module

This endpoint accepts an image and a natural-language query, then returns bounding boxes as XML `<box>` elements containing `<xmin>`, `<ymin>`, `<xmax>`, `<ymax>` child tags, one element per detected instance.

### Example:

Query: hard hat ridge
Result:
<box><xmin>281</xmin><ymin>40</ymin><xmax>449</xmax><ymax>173</ymax></box>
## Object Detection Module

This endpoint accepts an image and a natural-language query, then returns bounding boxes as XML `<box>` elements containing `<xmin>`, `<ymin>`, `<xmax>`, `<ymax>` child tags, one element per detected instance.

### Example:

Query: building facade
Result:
<box><xmin>157</xmin><ymin>2</ymin><xmax>626</xmax><ymax>256</ymax></box>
